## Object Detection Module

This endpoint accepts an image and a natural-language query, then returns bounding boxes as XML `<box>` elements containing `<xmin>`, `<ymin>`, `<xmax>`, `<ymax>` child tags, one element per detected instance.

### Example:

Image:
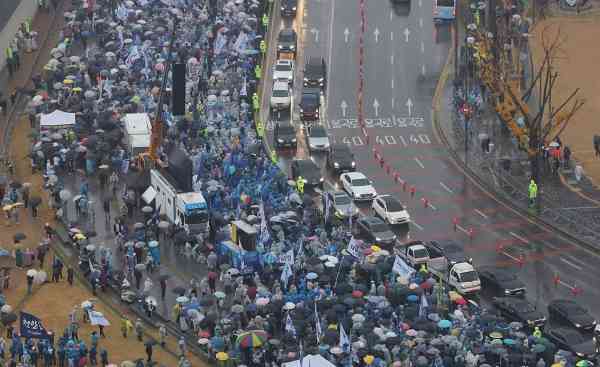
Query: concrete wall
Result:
<box><xmin>0</xmin><ymin>0</ymin><xmax>38</xmax><ymax>70</ymax></box>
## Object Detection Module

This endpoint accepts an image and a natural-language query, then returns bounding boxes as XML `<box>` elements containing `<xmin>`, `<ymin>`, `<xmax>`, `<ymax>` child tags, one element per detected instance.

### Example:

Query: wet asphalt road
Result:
<box><xmin>0</xmin><ymin>0</ymin><xmax>21</xmax><ymax>32</ymax></box>
<box><xmin>264</xmin><ymin>0</ymin><xmax>600</xmax><ymax>316</ymax></box>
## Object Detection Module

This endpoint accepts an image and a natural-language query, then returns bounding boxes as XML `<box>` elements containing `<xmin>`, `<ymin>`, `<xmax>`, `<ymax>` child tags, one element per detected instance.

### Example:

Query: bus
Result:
<box><xmin>433</xmin><ymin>0</ymin><xmax>456</xmax><ymax>21</ymax></box>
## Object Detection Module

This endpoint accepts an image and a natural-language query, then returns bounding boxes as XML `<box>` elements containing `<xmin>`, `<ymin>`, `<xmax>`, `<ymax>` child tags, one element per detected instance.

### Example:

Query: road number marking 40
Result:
<box><xmin>339</xmin><ymin>134</ymin><xmax>431</xmax><ymax>146</ymax></box>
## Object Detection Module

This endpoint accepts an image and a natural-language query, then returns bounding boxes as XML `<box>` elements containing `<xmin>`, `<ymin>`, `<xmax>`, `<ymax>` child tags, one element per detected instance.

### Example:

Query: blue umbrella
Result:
<box><xmin>407</xmin><ymin>295</ymin><xmax>418</xmax><ymax>303</ymax></box>
<box><xmin>503</xmin><ymin>338</ymin><xmax>516</xmax><ymax>346</ymax></box>
<box><xmin>438</xmin><ymin>319</ymin><xmax>452</xmax><ymax>329</ymax></box>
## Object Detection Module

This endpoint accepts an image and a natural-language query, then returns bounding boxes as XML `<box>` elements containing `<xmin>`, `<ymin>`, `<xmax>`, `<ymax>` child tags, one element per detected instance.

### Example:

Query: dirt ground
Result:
<box><xmin>530</xmin><ymin>16</ymin><xmax>600</xmax><ymax>184</ymax></box>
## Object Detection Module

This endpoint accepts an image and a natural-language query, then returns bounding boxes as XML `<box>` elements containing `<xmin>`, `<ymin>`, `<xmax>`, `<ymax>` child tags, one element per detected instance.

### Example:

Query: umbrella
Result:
<box><xmin>231</xmin><ymin>304</ymin><xmax>244</xmax><ymax>313</ymax></box>
<box><xmin>256</xmin><ymin>297</ymin><xmax>270</xmax><ymax>306</ymax></box>
<box><xmin>0</xmin><ymin>305</ymin><xmax>12</xmax><ymax>313</ymax></box>
<box><xmin>176</xmin><ymin>296</ymin><xmax>189</xmax><ymax>304</ymax></box>
<box><xmin>306</xmin><ymin>272</ymin><xmax>318</xmax><ymax>280</ymax></box>
<box><xmin>215</xmin><ymin>352</ymin><xmax>228</xmax><ymax>361</ymax></box>
<box><xmin>171</xmin><ymin>287</ymin><xmax>186</xmax><ymax>295</ymax></box>
<box><xmin>134</xmin><ymin>264</ymin><xmax>145</xmax><ymax>271</ymax></box>
<box><xmin>214</xmin><ymin>291</ymin><xmax>226</xmax><ymax>299</ymax></box>
<box><xmin>13</xmin><ymin>233</ymin><xmax>26</xmax><ymax>241</ymax></box>
<box><xmin>120</xmin><ymin>362</ymin><xmax>135</xmax><ymax>367</ymax></box>
<box><xmin>9</xmin><ymin>182</ymin><xmax>21</xmax><ymax>189</ymax></box>
<box><xmin>199</xmin><ymin>296</ymin><xmax>215</xmax><ymax>307</ymax></box>
<box><xmin>437</xmin><ymin>319</ymin><xmax>452</xmax><ymax>329</ymax></box>
<box><xmin>236</xmin><ymin>330</ymin><xmax>268</xmax><ymax>348</ymax></box>
<box><xmin>141</xmin><ymin>206</ymin><xmax>153</xmax><ymax>213</ymax></box>
<box><xmin>26</xmin><ymin>269</ymin><xmax>37</xmax><ymax>277</ymax></box>
<box><xmin>198</xmin><ymin>338</ymin><xmax>210</xmax><ymax>345</ymax></box>
<box><xmin>283</xmin><ymin>302</ymin><xmax>296</xmax><ymax>310</ymax></box>
<box><xmin>531</xmin><ymin>344</ymin><xmax>546</xmax><ymax>353</ymax></box>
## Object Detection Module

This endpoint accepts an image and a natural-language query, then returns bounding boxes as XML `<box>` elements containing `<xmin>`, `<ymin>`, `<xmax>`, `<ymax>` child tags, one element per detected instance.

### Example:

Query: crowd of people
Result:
<box><xmin>0</xmin><ymin>0</ymin><xmax>594</xmax><ymax>366</ymax></box>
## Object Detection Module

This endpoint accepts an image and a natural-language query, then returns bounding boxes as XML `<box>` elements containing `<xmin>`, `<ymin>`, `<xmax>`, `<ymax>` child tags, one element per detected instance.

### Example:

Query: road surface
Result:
<box><xmin>0</xmin><ymin>0</ymin><xmax>22</xmax><ymax>33</ymax></box>
<box><xmin>266</xmin><ymin>0</ymin><xmax>600</xmax><ymax>314</ymax></box>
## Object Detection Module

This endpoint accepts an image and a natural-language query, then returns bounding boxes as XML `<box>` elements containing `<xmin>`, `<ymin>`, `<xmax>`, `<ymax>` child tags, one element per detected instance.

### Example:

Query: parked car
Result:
<box><xmin>372</xmin><ymin>195</ymin><xmax>410</xmax><ymax>224</ymax></box>
<box><xmin>548</xmin><ymin>300</ymin><xmax>597</xmax><ymax>331</ymax></box>
<box><xmin>307</xmin><ymin>125</ymin><xmax>330</xmax><ymax>152</ymax></box>
<box><xmin>545</xmin><ymin>327</ymin><xmax>599</xmax><ymax>359</ymax></box>
<box><xmin>273</xmin><ymin>59</ymin><xmax>294</xmax><ymax>85</ymax></box>
<box><xmin>304</xmin><ymin>56</ymin><xmax>326</xmax><ymax>91</ymax></box>
<box><xmin>327</xmin><ymin>144</ymin><xmax>356</xmax><ymax>173</ymax></box>
<box><xmin>340</xmin><ymin>172</ymin><xmax>377</xmax><ymax>201</ymax></box>
<box><xmin>270</xmin><ymin>81</ymin><xmax>292</xmax><ymax>111</ymax></box>
<box><xmin>321</xmin><ymin>190</ymin><xmax>358</xmax><ymax>219</ymax></box>
<box><xmin>492</xmin><ymin>297</ymin><xmax>546</xmax><ymax>328</ymax></box>
<box><xmin>355</xmin><ymin>216</ymin><xmax>397</xmax><ymax>246</ymax></box>
<box><xmin>427</xmin><ymin>240</ymin><xmax>472</xmax><ymax>265</ymax></box>
<box><xmin>274</xmin><ymin>122</ymin><xmax>297</xmax><ymax>149</ymax></box>
<box><xmin>478</xmin><ymin>266</ymin><xmax>526</xmax><ymax>296</ymax></box>
<box><xmin>290</xmin><ymin>159</ymin><xmax>323</xmax><ymax>187</ymax></box>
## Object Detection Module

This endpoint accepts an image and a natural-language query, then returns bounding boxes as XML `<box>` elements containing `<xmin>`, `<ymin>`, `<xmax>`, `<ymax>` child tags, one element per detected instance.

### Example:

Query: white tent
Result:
<box><xmin>40</xmin><ymin>110</ymin><xmax>76</xmax><ymax>128</ymax></box>
<box><xmin>282</xmin><ymin>355</ymin><xmax>336</xmax><ymax>367</ymax></box>
<box><xmin>130</xmin><ymin>134</ymin><xmax>150</xmax><ymax>149</ymax></box>
<box><xmin>123</xmin><ymin>113</ymin><xmax>152</xmax><ymax>136</ymax></box>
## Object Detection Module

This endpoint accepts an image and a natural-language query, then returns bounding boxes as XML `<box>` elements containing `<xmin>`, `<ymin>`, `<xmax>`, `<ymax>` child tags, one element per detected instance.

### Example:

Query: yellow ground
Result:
<box><xmin>530</xmin><ymin>16</ymin><xmax>600</xmax><ymax>184</ymax></box>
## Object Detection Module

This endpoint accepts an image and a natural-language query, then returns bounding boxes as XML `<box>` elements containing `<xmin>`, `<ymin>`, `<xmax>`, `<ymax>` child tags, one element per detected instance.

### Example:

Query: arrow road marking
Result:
<box><xmin>414</xmin><ymin>157</ymin><xmax>425</xmax><ymax>168</ymax></box>
<box><xmin>419</xmin><ymin>18</ymin><xmax>423</xmax><ymax>28</ymax></box>
<box><xmin>404</xmin><ymin>28</ymin><xmax>411</xmax><ymax>42</ymax></box>
<box><xmin>310</xmin><ymin>28</ymin><xmax>319</xmax><ymax>43</ymax></box>
<box><xmin>373</xmin><ymin>99</ymin><xmax>380</xmax><ymax>117</ymax></box>
<box><xmin>560</xmin><ymin>257</ymin><xmax>583</xmax><ymax>271</ymax></box>
<box><xmin>390</xmin><ymin>10</ymin><xmax>394</xmax><ymax>20</ymax></box>
<box><xmin>406</xmin><ymin>98</ymin><xmax>413</xmax><ymax>116</ymax></box>
<box><xmin>421</xmin><ymin>64</ymin><xmax>426</xmax><ymax>75</ymax></box>
<box><xmin>391</xmin><ymin>97</ymin><xmax>395</xmax><ymax>108</ymax></box>
<box><xmin>341</xmin><ymin>100</ymin><xmax>348</xmax><ymax>117</ymax></box>
<box><xmin>440</xmin><ymin>182</ymin><xmax>454</xmax><ymax>194</ymax></box>
<box><xmin>509</xmin><ymin>231</ymin><xmax>530</xmax><ymax>244</ymax></box>
<box><xmin>344</xmin><ymin>28</ymin><xmax>350</xmax><ymax>43</ymax></box>
<box><xmin>391</xmin><ymin>78</ymin><xmax>394</xmax><ymax>89</ymax></box>
<box><xmin>474</xmin><ymin>209</ymin><xmax>488</xmax><ymax>219</ymax></box>
<box><xmin>421</xmin><ymin>41</ymin><xmax>425</xmax><ymax>53</ymax></box>
<box><xmin>374</xmin><ymin>28</ymin><xmax>380</xmax><ymax>43</ymax></box>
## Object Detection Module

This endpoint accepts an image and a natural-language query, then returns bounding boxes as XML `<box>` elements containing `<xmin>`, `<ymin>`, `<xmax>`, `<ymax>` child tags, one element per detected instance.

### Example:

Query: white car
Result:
<box><xmin>273</xmin><ymin>59</ymin><xmax>294</xmax><ymax>84</ymax></box>
<box><xmin>340</xmin><ymin>172</ymin><xmax>377</xmax><ymax>201</ymax></box>
<box><xmin>307</xmin><ymin>125</ymin><xmax>330</xmax><ymax>152</ymax></box>
<box><xmin>372</xmin><ymin>195</ymin><xmax>411</xmax><ymax>224</ymax></box>
<box><xmin>270</xmin><ymin>81</ymin><xmax>292</xmax><ymax>111</ymax></box>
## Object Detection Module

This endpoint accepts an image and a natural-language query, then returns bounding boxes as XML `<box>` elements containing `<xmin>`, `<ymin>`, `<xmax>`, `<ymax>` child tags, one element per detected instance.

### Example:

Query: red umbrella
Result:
<box><xmin>199</xmin><ymin>330</ymin><xmax>211</xmax><ymax>338</ymax></box>
<box><xmin>420</xmin><ymin>282</ymin><xmax>433</xmax><ymax>290</ymax></box>
<box><xmin>352</xmin><ymin>290</ymin><xmax>363</xmax><ymax>298</ymax></box>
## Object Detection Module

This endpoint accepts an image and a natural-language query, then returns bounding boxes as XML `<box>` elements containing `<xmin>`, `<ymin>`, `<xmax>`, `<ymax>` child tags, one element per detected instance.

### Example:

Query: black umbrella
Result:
<box><xmin>306</xmin><ymin>257</ymin><xmax>321</xmax><ymax>266</ymax></box>
<box><xmin>335</xmin><ymin>283</ymin><xmax>352</xmax><ymax>295</ymax></box>
<box><xmin>1</xmin><ymin>313</ymin><xmax>17</xmax><ymax>325</ymax></box>
<box><xmin>9</xmin><ymin>182</ymin><xmax>22</xmax><ymax>189</ymax></box>
<box><xmin>322</xmin><ymin>329</ymin><xmax>338</xmax><ymax>345</ymax></box>
<box><xmin>13</xmin><ymin>233</ymin><xmax>26</xmax><ymax>242</ymax></box>
<box><xmin>29</xmin><ymin>196</ymin><xmax>42</xmax><ymax>207</ymax></box>
<box><xmin>158</xmin><ymin>274</ymin><xmax>170</xmax><ymax>281</ymax></box>
<box><xmin>171</xmin><ymin>286</ymin><xmax>186</xmax><ymax>295</ymax></box>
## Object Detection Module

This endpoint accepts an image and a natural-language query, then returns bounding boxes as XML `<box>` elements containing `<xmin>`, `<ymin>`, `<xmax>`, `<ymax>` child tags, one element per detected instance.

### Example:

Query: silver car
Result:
<box><xmin>307</xmin><ymin>125</ymin><xmax>330</xmax><ymax>152</ymax></box>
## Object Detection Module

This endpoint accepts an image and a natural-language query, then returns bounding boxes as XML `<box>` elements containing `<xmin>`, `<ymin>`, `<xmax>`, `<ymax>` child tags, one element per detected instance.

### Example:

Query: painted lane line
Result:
<box><xmin>390</xmin><ymin>10</ymin><xmax>394</xmax><ymax>21</ymax></box>
<box><xmin>391</xmin><ymin>78</ymin><xmax>394</xmax><ymax>89</ymax></box>
<box><xmin>326</xmin><ymin>0</ymin><xmax>335</xmax><ymax>104</ymax></box>
<box><xmin>422</xmin><ymin>64</ymin><xmax>426</xmax><ymax>76</ymax></box>
<box><xmin>560</xmin><ymin>257</ymin><xmax>583</xmax><ymax>271</ymax></box>
<box><xmin>474</xmin><ymin>208</ymin><xmax>488</xmax><ymax>219</ymax></box>
<box><xmin>390</xmin><ymin>31</ymin><xmax>394</xmax><ymax>41</ymax></box>
<box><xmin>414</xmin><ymin>157</ymin><xmax>425</xmax><ymax>168</ymax></box>
<box><xmin>509</xmin><ymin>231</ymin><xmax>530</xmax><ymax>244</ymax></box>
<box><xmin>391</xmin><ymin>97</ymin><xmax>395</xmax><ymax>108</ymax></box>
<box><xmin>421</xmin><ymin>41</ymin><xmax>425</xmax><ymax>53</ymax></box>
<box><xmin>501</xmin><ymin>251</ymin><xmax>522</xmax><ymax>263</ymax></box>
<box><xmin>440</xmin><ymin>182</ymin><xmax>453</xmax><ymax>194</ymax></box>
<box><xmin>565</xmin><ymin>255</ymin><xmax>587</xmax><ymax>268</ymax></box>
<box><xmin>419</xmin><ymin>18</ymin><xmax>423</xmax><ymax>28</ymax></box>
<box><xmin>418</xmin><ymin>0</ymin><xmax>422</xmax><ymax>7</ymax></box>
<box><xmin>455</xmin><ymin>224</ymin><xmax>470</xmax><ymax>236</ymax></box>
<box><xmin>412</xmin><ymin>221</ymin><xmax>424</xmax><ymax>231</ymax></box>
<box><xmin>391</xmin><ymin>54</ymin><xmax>394</xmax><ymax>65</ymax></box>
<box><xmin>428</xmin><ymin>203</ymin><xmax>437</xmax><ymax>211</ymax></box>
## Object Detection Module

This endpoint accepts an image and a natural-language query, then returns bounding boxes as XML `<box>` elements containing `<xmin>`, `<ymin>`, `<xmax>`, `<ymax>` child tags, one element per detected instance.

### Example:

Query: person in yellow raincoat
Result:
<box><xmin>120</xmin><ymin>316</ymin><xmax>133</xmax><ymax>338</ymax></box>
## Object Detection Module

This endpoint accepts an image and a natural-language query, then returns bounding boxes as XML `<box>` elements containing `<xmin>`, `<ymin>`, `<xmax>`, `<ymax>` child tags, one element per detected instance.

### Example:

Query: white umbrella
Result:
<box><xmin>33</xmin><ymin>270</ymin><xmax>47</xmax><ymax>284</ymax></box>
<box><xmin>26</xmin><ymin>269</ymin><xmax>37</xmax><ymax>277</ymax></box>
<box><xmin>214</xmin><ymin>291</ymin><xmax>226</xmax><ymax>299</ymax></box>
<box><xmin>1</xmin><ymin>305</ymin><xmax>12</xmax><ymax>313</ymax></box>
<box><xmin>198</xmin><ymin>338</ymin><xmax>210</xmax><ymax>345</ymax></box>
<box><xmin>283</xmin><ymin>302</ymin><xmax>295</xmax><ymax>310</ymax></box>
<box><xmin>81</xmin><ymin>300</ymin><xmax>93</xmax><ymax>309</ymax></box>
<box><xmin>256</xmin><ymin>297</ymin><xmax>269</xmax><ymax>306</ymax></box>
<box><xmin>176</xmin><ymin>296</ymin><xmax>189</xmax><ymax>304</ymax></box>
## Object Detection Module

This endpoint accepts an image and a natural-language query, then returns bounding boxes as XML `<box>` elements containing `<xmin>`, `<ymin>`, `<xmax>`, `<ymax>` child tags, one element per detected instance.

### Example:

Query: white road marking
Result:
<box><xmin>501</xmin><ymin>251</ymin><xmax>522</xmax><ymax>263</ymax></box>
<box><xmin>455</xmin><ymin>224</ymin><xmax>470</xmax><ymax>236</ymax></box>
<box><xmin>474</xmin><ymin>209</ymin><xmax>488</xmax><ymax>219</ymax></box>
<box><xmin>391</xmin><ymin>97</ymin><xmax>395</xmax><ymax>108</ymax></box>
<box><xmin>419</xmin><ymin>18</ymin><xmax>423</xmax><ymax>28</ymax></box>
<box><xmin>391</xmin><ymin>54</ymin><xmax>394</xmax><ymax>65</ymax></box>
<box><xmin>421</xmin><ymin>41</ymin><xmax>425</xmax><ymax>53</ymax></box>
<box><xmin>440</xmin><ymin>182</ymin><xmax>453</xmax><ymax>194</ymax></box>
<box><xmin>565</xmin><ymin>255</ymin><xmax>587</xmax><ymax>268</ymax></box>
<box><xmin>412</xmin><ymin>221</ymin><xmax>424</xmax><ymax>231</ymax></box>
<box><xmin>326</xmin><ymin>0</ymin><xmax>335</xmax><ymax>104</ymax></box>
<box><xmin>390</xmin><ymin>10</ymin><xmax>394</xmax><ymax>21</ymax></box>
<box><xmin>418</xmin><ymin>0</ymin><xmax>422</xmax><ymax>7</ymax></box>
<box><xmin>390</xmin><ymin>31</ymin><xmax>394</xmax><ymax>41</ymax></box>
<box><xmin>414</xmin><ymin>157</ymin><xmax>425</xmax><ymax>168</ymax></box>
<box><xmin>422</xmin><ymin>64</ymin><xmax>426</xmax><ymax>75</ymax></box>
<box><xmin>560</xmin><ymin>257</ymin><xmax>583</xmax><ymax>271</ymax></box>
<box><xmin>509</xmin><ymin>231</ymin><xmax>530</xmax><ymax>244</ymax></box>
<box><xmin>391</xmin><ymin>78</ymin><xmax>394</xmax><ymax>89</ymax></box>
<box><xmin>428</xmin><ymin>203</ymin><xmax>437</xmax><ymax>211</ymax></box>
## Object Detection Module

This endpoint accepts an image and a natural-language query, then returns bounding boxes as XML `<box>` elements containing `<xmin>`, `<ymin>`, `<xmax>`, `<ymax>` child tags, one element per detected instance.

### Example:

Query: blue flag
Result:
<box><xmin>20</xmin><ymin>312</ymin><xmax>50</xmax><ymax>339</ymax></box>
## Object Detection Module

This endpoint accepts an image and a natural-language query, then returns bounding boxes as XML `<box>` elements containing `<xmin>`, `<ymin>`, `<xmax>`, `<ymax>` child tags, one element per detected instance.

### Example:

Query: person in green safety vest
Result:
<box><xmin>252</xmin><ymin>93</ymin><xmax>260</xmax><ymax>111</ymax></box>
<box><xmin>419</xmin><ymin>264</ymin><xmax>428</xmax><ymax>276</ymax></box>
<box><xmin>533</xmin><ymin>326</ymin><xmax>542</xmax><ymax>338</ymax></box>
<box><xmin>270</xmin><ymin>150</ymin><xmax>278</xmax><ymax>164</ymax></box>
<box><xmin>5</xmin><ymin>47</ymin><xmax>13</xmax><ymax>76</ymax></box>
<box><xmin>296</xmin><ymin>176</ymin><xmax>305</xmax><ymax>194</ymax></box>
<box><xmin>255</xmin><ymin>64</ymin><xmax>262</xmax><ymax>80</ymax></box>
<box><xmin>528</xmin><ymin>179</ymin><xmax>538</xmax><ymax>206</ymax></box>
<box><xmin>260</xmin><ymin>40</ymin><xmax>267</xmax><ymax>55</ymax></box>
<box><xmin>262</xmin><ymin>13</ymin><xmax>269</xmax><ymax>32</ymax></box>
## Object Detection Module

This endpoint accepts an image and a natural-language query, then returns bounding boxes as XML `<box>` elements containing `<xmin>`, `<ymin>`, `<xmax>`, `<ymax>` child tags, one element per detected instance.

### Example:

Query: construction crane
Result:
<box><xmin>137</xmin><ymin>17</ymin><xmax>180</xmax><ymax>169</ymax></box>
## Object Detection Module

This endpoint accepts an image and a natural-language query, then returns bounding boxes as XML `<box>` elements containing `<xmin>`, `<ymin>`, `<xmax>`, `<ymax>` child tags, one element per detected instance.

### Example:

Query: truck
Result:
<box><xmin>148</xmin><ymin>169</ymin><xmax>209</xmax><ymax>235</ymax></box>
<box><xmin>397</xmin><ymin>240</ymin><xmax>481</xmax><ymax>295</ymax></box>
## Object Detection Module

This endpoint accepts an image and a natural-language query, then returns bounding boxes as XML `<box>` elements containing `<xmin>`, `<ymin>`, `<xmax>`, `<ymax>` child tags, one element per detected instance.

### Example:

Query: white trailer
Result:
<box><xmin>123</xmin><ymin>113</ymin><xmax>152</xmax><ymax>155</ymax></box>
<box><xmin>149</xmin><ymin>169</ymin><xmax>209</xmax><ymax>234</ymax></box>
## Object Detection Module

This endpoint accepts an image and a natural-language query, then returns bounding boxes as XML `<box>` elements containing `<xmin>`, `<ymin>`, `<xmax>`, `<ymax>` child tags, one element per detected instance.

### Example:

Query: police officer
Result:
<box><xmin>259</xmin><ymin>39</ymin><xmax>267</xmax><ymax>57</ymax></box>
<box><xmin>252</xmin><ymin>92</ymin><xmax>260</xmax><ymax>112</ymax></box>
<box><xmin>270</xmin><ymin>150</ymin><xmax>278</xmax><ymax>164</ymax></box>
<box><xmin>5</xmin><ymin>47</ymin><xmax>13</xmax><ymax>77</ymax></box>
<box><xmin>528</xmin><ymin>179</ymin><xmax>538</xmax><ymax>206</ymax></box>
<box><xmin>262</xmin><ymin>13</ymin><xmax>269</xmax><ymax>34</ymax></box>
<box><xmin>254</xmin><ymin>64</ymin><xmax>262</xmax><ymax>80</ymax></box>
<box><xmin>296</xmin><ymin>176</ymin><xmax>305</xmax><ymax>195</ymax></box>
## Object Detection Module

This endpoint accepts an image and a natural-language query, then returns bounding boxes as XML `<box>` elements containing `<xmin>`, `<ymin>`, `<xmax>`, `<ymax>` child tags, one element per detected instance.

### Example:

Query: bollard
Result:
<box><xmin>402</xmin><ymin>181</ymin><xmax>407</xmax><ymax>191</ymax></box>
<box><xmin>453</xmin><ymin>218</ymin><xmax>458</xmax><ymax>232</ymax></box>
<box><xmin>385</xmin><ymin>164</ymin><xmax>391</xmax><ymax>175</ymax></box>
<box><xmin>553</xmin><ymin>274</ymin><xmax>560</xmax><ymax>287</ymax></box>
<box><xmin>410</xmin><ymin>186</ymin><xmax>416</xmax><ymax>198</ymax></box>
<box><xmin>517</xmin><ymin>254</ymin><xmax>524</xmax><ymax>267</ymax></box>
<box><xmin>572</xmin><ymin>286</ymin><xmax>581</xmax><ymax>296</ymax></box>
<box><xmin>468</xmin><ymin>228</ymin><xmax>474</xmax><ymax>238</ymax></box>
<box><xmin>379</xmin><ymin>156</ymin><xmax>385</xmax><ymax>168</ymax></box>
<box><xmin>364</xmin><ymin>134</ymin><xmax>370</xmax><ymax>144</ymax></box>
<box><xmin>495</xmin><ymin>243</ymin><xmax>503</xmax><ymax>253</ymax></box>
<box><xmin>422</xmin><ymin>198</ymin><xmax>428</xmax><ymax>208</ymax></box>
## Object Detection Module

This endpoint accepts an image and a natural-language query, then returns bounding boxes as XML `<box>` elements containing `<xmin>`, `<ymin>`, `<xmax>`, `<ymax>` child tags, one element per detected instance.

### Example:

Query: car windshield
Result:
<box><xmin>333</xmin><ymin>147</ymin><xmax>352</xmax><ymax>157</ymax></box>
<box><xmin>370</xmin><ymin>223</ymin><xmax>388</xmax><ymax>232</ymax></box>
<box><xmin>302</xmin><ymin>94</ymin><xmax>318</xmax><ymax>106</ymax></box>
<box><xmin>311</xmin><ymin>127</ymin><xmax>327</xmax><ymax>137</ymax></box>
<box><xmin>334</xmin><ymin>194</ymin><xmax>351</xmax><ymax>205</ymax></box>
<box><xmin>436</xmin><ymin>0</ymin><xmax>455</xmax><ymax>6</ymax></box>
<box><xmin>187</xmin><ymin>211</ymin><xmax>209</xmax><ymax>224</ymax></box>
<box><xmin>413</xmin><ymin>248</ymin><xmax>429</xmax><ymax>258</ymax></box>
<box><xmin>515</xmin><ymin>301</ymin><xmax>536</xmax><ymax>313</ymax></box>
<box><xmin>278</xmin><ymin>125</ymin><xmax>294</xmax><ymax>134</ymax></box>
<box><xmin>385</xmin><ymin>199</ymin><xmax>404</xmax><ymax>211</ymax></box>
<box><xmin>352</xmin><ymin>178</ymin><xmax>370</xmax><ymax>186</ymax></box>
<box><xmin>279</xmin><ymin>32</ymin><xmax>295</xmax><ymax>42</ymax></box>
<box><xmin>273</xmin><ymin>89</ymin><xmax>289</xmax><ymax>97</ymax></box>
<box><xmin>298</xmin><ymin>161</ymin><xmax>316</xmax><ymax>170</ymax></box>
<box><xmin>459</xmin><ymin>271</ymin><xmax>478</xmax><ymax>282</ymax></box>
<box><xmin>276</xmin><ymin>64</ymin><xmax>292</xmax><ymax>71</ymax></box>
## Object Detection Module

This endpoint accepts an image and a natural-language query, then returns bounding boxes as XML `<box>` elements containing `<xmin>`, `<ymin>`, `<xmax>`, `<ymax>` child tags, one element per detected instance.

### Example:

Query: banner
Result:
<box><xmin>278</xmin><ymin>249</ymin><xmax>294</xmax><ymax>265</ymax></box>
<box><xmin>20</xmin><ymin>312</ymin><xmax>50</xmax><ymax>339</ymax></box>
<box><xmin>346</xmin><ymin>237</ymin><xmax>361</xmax><ymax>258</ymax></box>
<box><xmin>392</xmin><ymin>255</ymin><xmax>416</xmax><ymax>278</ymax></box>
<box><xmin>88</xmin><ymin>311</ymin><xmax>110</xmax><ymax>326</ymax></box>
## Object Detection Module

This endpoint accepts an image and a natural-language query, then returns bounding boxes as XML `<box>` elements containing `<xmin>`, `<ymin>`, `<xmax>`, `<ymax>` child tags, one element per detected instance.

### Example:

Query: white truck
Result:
<box><xmin>398</xmin><ymin>240</ymin><xmax>481</xmax><ymax>295</ymax></box>
<box><xmin>149</xmin><ymin>169</ymin><xmax>209</xmax><ymax>234</ymax></box>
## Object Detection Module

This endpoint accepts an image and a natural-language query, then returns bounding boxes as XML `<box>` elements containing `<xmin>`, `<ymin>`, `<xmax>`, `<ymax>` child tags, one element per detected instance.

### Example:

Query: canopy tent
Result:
<box><xmin>282</xmin><ymin>355</ymin><xmax>336</xmax><ymax>367</ymax></box>
<box><xmin>123</xmin><ymin>113</ymin><xmax>152</xmax><ymax>136</ymax></box>
<box><xmin>130</xmin><ymin>134</ymin><xmax>150</xmax><ymax>149</ymax></box>
<box><xmin>40</xmin><ymin>110</ymin><xmax>76</xmax><ymax>128</ymax></box>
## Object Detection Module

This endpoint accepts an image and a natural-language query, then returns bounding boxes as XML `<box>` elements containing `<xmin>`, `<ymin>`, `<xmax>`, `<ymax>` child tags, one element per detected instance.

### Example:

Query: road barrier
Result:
<box><xmin>553</xmin><ymin>273</ymin><xmax>582</xmax><ymax>296</ymax></box>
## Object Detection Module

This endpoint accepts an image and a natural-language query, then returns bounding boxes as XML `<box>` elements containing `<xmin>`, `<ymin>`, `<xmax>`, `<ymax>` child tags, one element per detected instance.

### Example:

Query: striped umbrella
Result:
<box><xmin>235</xmin><ymin>330</ymin><xmax>268</xmax><ymax>348</ymax></box>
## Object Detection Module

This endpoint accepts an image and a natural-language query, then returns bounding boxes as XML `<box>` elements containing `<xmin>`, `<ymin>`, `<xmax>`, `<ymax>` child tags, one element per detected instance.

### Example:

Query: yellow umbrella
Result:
<box><xmin>364</xmin><ymin>355</ymin><xmax>375</xmax><ymax>365</ymax></box>
<box><xmin>63</xmin><ymin>79</ymin><xmax>74</xmax><ymax>84</ymax></box>
<box><xmin>72</xmin><ymin>87</ymin><xmax>82</xmax><ymax>92</ymax></box>
<box><xmin>216</xmin><ymin>352</ymin><xmax>229</xmax><ymax>361</ymax></box>
<box><xmin>371</xmin><ymin>245</ymin><xmax>381</xmax><ymax>252</ymax></box>
<box><xmin>73</xmin><ymin>233</ymin><xmax>87</xmax><ymax>241</ymax></box>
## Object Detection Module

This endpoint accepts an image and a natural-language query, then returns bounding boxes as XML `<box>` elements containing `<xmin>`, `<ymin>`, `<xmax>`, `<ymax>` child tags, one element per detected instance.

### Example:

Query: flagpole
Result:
<box><xmin>333</xmin><ymin>261</ymin><xmax>343</xmax><ymax>292</ymax></box>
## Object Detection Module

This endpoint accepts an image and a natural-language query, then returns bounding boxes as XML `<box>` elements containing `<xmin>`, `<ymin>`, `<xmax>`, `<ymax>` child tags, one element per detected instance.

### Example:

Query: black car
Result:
<box><xmin>277</xmin><ymin>29</ymin><xmax>297</xmax><ymax>56</ymax></box>
<box><xmin>304</xmin><ymin>56</ymin><xmax>327</xmax><ymax>91</ymax></box>
<box><xmin>492</xmin><ymin>297</ymin><xmax>546</xmax><ymax>328</ymax></box>
<box><xmin>274</xmin><ymin>122</ymin><xmax>297</xmax><ymax>149</ymax></box>
<box><xmin>281</xmin><ymin>0</ymin><xmax>297</xmax><ymax>16</ymax></box>
<box><xmin>548</xmin><ymin>300</ymin><xmax>597</xmax><ymax>331</ymax></box>
<box><xmin>327</xmin><ymin>144</ymin><xmax>356</xmax><ymax>173</ymax></box>
<box><xmin>545</xmin><ymin>327</ymin><xmax>599</xmax><ymax>359</ymax></box>
<box><xmin>479</xmin><ymin>266</ymin><xmax>526</xmax><ymax>296</ymax></box>
<box><xmin>300</xmin><ymin>87</ymin><xmax>320</xmax><ymax>121</ymax></box>
<box><xmin>428</xmin><ymin>240</ymin><xmax>472</xmax><ymax>265</ymax></box>
<box><xmin>355</xmin><ymin>216</ymin><xmax>397</xmax><ymax>246</ymax></box>
<box><xmin>291</xmin><ymin>159</ymin><xmax>323</xmax><ymax>187</ymax></box>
